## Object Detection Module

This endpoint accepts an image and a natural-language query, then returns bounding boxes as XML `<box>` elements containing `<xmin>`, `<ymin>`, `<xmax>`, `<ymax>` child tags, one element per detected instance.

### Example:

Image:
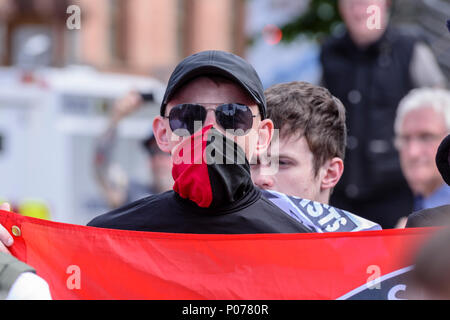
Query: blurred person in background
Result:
<box><xmin>321</xmin><ymin>0</ymin><xmax>447</xmax><ymax>229</ymax></box>
<box><xmin>94</xmin><ymin>91</ymin><xmax>173</xmax><ymax>209</ymax></box>
<box><xmin>406</xmin><ymin>132</ymin><xmax>450</xmax><ymax>228</ymax></box>
<box><xmin>394</xmin><ymin>88</ymin><xmax>450</xmax><ymax>228</ymax></box>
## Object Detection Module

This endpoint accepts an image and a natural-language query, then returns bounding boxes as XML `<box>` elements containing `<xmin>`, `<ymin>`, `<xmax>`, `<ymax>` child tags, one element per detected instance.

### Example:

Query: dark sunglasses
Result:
<box><xmin>164</xmin><ymin>103</ymin><xmax>257</xmax><ymax>136</ymax></box>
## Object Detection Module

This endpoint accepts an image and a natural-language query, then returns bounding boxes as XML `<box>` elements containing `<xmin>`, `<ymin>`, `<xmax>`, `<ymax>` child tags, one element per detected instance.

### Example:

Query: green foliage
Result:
<box><xmin>280</xmin><ymin>0</ymin><xmax>342</xmax><ymax>43</ymax></box>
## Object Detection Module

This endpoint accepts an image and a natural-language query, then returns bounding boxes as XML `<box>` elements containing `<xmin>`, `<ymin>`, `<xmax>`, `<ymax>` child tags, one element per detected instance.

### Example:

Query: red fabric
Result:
<box><xmin>0</xmin><ymin>210</ymin><xmax>436</xmax><ymax>300</ymax></box>
<box><xmin>172</xmin><ymin>125</ymin><xmax>213</xmax><ymax>208</ymax></box>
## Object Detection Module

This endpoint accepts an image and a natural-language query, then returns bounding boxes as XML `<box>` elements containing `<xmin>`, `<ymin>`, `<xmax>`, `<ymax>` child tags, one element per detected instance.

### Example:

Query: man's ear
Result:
<box><xmin>153</xmin><ymin>116</ymin><xmax>172</xmax><ymax>153</ymax></box>
<box><xmin>254</xmin><ymin>119</ymin><xmax>274</xmax><ymax>156</ymax></box>
<box><xmin>320</xmin><ymin>157</ymin><xmax>344</xmax><ymax>191</ymax></box>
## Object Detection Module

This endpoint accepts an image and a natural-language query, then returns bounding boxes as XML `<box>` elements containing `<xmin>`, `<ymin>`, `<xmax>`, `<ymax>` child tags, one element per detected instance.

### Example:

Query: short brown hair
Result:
<box><xmin>265</xmin><ymin>81</ymin><xmax>347</xmax><ymax>175</ymax></box>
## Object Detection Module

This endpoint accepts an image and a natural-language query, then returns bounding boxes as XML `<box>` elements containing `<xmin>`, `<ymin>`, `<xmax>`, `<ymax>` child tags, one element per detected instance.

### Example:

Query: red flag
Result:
<box><xmin>0</xmin><ymin>210</ymin><xmax>435</xmax><ymax>300</ymax></box>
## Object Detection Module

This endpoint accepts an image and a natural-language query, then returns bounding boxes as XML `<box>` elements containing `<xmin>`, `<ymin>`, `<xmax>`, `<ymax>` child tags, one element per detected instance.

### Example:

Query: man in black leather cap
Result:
<box><xmin>406</xmin><ymin>134</ymin><xmax>450</xmax><ymax>228</ymax></box>
<box><xmin>87</xmin><ymin>50</ymin><xmax>311</xmax><ymax>234</ymax></box>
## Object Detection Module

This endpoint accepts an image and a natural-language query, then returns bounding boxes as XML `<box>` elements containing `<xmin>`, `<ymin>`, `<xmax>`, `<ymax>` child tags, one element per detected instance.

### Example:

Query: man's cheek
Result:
<box><xmin>236</xmin><ymin>134</ymin><xmax>257</xmax><ymax>161</ymax></box>
<box><xmin>167</xmin><ymin>134</ymin><xmax>184</xmax><ymax>153</ymax></box>
<box><xmin>274</xmin><ymin>170</ymin><xmax>294</xmax><ymax>186</ymax></box>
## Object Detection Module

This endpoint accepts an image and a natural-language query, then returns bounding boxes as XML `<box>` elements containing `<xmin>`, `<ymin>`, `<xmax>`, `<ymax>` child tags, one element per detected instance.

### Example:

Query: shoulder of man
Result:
<box><xmin>0</xmin><ymin>253</ymin><xmax>36</xmax><ymax>299</ymax></box>
<box><xmin>87</xmin><ymin>191</ymin><xmax>174</xmax><ymax>230</ymax></box>
<box><xmin>320</xmin><ymin>32</ymin><xmax>347</xmax><ymax>53</ymax></box>
<box><xmin>260</xmin><ymin>189</ymin><xmax>382</xmax><ymax>233</ymax></box>
<box><xmin>388</xmin><ymin>24</ymin><xmax>427</xmax><ymax>43</ymax></box>
<box><xmin>406</xmin><ymin>205</ymin><xmax>450</xmax><ymax>228</ymax></box>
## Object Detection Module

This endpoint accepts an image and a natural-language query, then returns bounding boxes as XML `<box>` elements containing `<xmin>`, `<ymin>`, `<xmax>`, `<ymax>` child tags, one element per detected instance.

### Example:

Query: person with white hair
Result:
<box><xmin>394</xmin><ymin>88</ymin><xmax>450</xmax><ymax>227</ymax></box>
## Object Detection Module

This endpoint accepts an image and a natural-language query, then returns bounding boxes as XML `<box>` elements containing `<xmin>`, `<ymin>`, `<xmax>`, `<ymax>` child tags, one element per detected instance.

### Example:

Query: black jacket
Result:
<box><xmin>406</xmin><ymin>205</ymin><xmax>450</xmax><ymax>228</ymax></box>
<box><xmin>87</xmin><ymin>188</ymin><xmax>311</xmax><ymax>234</ymax></box>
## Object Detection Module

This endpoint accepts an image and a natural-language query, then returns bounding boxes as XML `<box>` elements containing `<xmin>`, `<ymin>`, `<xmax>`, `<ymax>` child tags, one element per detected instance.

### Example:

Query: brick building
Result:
<box><xmin>0</xmin><ymin>0</ymin><xmax>247</xmax><ymax>82</ymax></box>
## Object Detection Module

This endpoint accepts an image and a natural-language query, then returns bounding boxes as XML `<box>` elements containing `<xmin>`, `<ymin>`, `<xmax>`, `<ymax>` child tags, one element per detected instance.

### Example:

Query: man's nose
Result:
<box><xmin>404</xmin><ymin>139</ymin><xmax>423</xmax><ymax>158</ymax></box>
<box><xmin>204</xmin><ymin>110</ymin><xmax>217</xmax><ymax>128</ymax></box>
<box><xmin>253</xmin><ymin>172</ymin><xmax>275</xmax><ymax>190</ymax></box>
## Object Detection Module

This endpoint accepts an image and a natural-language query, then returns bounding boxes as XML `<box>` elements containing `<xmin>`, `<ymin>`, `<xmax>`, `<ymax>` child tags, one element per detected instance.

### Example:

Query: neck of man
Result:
<box><xmin>316</xmin><ymin>190</ymin><xmax>331</xmax><ymax>206</ymax></box>
<box><xmin>415</xmin><ymin>178</ymin><xmax>446</xmax><ymax>198</ymax></box>
<box><xmin>349</xmin><ymin>31</ymin><xmax>383</xmax><ymax>49</ymax></box>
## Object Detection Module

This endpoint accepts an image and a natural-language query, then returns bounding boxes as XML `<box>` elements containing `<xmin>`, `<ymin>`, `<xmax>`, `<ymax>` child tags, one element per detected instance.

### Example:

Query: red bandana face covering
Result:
<box><xmin>171</xmin><ymin>125</ymin><xmax>253</xmax><ymax>208</ymax></box>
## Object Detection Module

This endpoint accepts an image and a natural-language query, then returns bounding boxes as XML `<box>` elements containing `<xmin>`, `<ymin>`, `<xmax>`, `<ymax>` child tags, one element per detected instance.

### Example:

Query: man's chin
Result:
<box><xmin>409</xmin><ymin>180</ymin><xmax>432</xmax><ymax>195</ymax></box>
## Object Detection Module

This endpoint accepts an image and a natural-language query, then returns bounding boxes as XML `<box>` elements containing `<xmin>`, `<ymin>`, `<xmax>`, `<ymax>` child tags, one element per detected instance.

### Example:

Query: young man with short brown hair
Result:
<box><xmin>251</xmin><ymin>81</ymin><xmax>380</xmax><ymax>232</ymax></box>
<box><xmin>252</xmin><ymin>81</ymin><xmax>346</xmax><ymax>205</ymax></box>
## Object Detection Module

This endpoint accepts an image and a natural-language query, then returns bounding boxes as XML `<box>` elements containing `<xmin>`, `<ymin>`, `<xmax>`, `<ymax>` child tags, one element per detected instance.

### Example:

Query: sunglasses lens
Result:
<box><xmin>216</xmin><ymin>104</ymin><xmax>253</xmax><ymax>136</ymax></box>
<box><xmin>168</xmin><ymin>103</ymin><xmax>254</xmax><ymax>137</ymax></box>
<box><xmin>169</xmin><ymin>104</ymin><xmax>206</xmax><ymax>136</ymax></box>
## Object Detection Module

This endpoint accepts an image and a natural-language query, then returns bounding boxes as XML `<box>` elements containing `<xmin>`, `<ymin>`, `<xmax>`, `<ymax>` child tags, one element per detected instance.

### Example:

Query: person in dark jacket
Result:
<box><xmin>321</xmin><ymin>0</ymin><xmax>446</xmax><ymax>228</ymax></box>
<box><xmin>87</xmin><ymin>50</ymin><xmax>311</xmax><ymax>234</ymax></box>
